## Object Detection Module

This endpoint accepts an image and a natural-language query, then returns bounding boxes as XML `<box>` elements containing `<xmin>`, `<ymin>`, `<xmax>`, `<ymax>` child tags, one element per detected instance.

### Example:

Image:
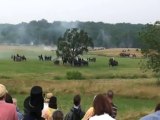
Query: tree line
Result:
<box><xmin>0</xmin><ymin>19</ymin><xmax>144</xmax><ymax>48</ymax></box>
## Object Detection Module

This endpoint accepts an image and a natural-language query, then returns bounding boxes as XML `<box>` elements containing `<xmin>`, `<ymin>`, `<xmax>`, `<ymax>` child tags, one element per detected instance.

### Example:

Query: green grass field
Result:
<box><xmin>0</xmin><ymin>56</ymin><xmax>152</xmax><ymax>80</ymax></box>
<box><xmin>0</xmin><ymin>45</ymin><xmax>159</xmax><ymax>120</ymax></box>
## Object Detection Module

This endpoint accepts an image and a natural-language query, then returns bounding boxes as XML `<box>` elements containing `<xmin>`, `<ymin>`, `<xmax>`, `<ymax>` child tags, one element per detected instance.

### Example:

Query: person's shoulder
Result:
<box><xmin>4</xmin><ymin>102</ymin><xmax>16</xmax><ymax>109</ymax></box>
<box><xmin>140</xmin><ymin>112</ymin><xmax>160</xmax><ymax>120</ymax></box>
<box><xmin>89</xmin><ymin>115</ymin><xmax>97</xmax><ymax>120</ymax></box>
<box><xmin>64</xmin><ymin>109</ymin><xmax>74</xmax><ymax>120</ymax></box>
<box><xmin>140</xmin><ymin>114</ymin><xmax>151</xmax><ymax>120</ymax></box>
<box><xmin>64</xmin><ymin>113</ymin><xmax>71</xmax><ymax>120</ymax></box>
<box><xmin>85</xmin><ymin>107</ymin><xmax>94</xmax><ymax>115</ymax></box>
<box><xmin>90</xmin><ymin>114</ymin><xmax>115</xmax><ymax>120</ymax></box>
<box><xmin>87</xmin><ymin>107</ymin><xmax>94</xmax><ymax>111</ymax></box>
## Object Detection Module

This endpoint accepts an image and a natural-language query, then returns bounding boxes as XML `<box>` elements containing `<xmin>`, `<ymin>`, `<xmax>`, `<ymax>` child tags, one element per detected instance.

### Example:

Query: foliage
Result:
<box><xmin>56</xmin><ymin>28</ymin><xmax>93</xmax><ymax>61</ymax></box>
<box><xmin>66</xmin><ymin>71</ymin><xmax>83</xmax><ymax>80</ymax></box>
<box><xmin>139</xmin><ymin>21</ymin><xmax>160</xmax><ymax>81</ymax></box>
<box><xmin>0</xmin><ymin>20</ymin><xmax>143</xmax><ymax>47</ymax></box>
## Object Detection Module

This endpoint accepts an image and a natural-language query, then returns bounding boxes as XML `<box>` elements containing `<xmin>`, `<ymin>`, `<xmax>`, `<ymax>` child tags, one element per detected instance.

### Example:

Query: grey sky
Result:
<box><xmin>0</xmin><ymin>0</ymin><xmax>159</xmax><ymax>24</ymax></box>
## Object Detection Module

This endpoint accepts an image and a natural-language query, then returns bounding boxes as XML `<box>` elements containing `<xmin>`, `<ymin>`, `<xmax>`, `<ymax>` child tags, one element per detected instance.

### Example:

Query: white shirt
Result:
<box><xmin>89</xmin><ymin>113</ymin><xmax>115</xmax><ymax>120</ymax></box>
<box><xmin>42</xmin><ymin>102</ymin><xmax>48</xmax><ymax>117</ymax></box>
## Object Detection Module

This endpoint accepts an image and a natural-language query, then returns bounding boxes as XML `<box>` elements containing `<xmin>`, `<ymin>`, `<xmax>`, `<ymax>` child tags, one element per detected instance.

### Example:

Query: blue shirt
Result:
<box><xmin>17</xmin><ymin>111</ymin><xmax>23</xmax><ymax>120</ymax></box>
<box><xmin>140</xmin><ymin>111</ymin><xmax>160</xmax><ymax>120</ymax></box>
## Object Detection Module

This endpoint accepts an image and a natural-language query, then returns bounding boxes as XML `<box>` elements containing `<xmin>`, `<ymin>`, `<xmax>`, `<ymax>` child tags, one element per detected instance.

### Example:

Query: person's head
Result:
<box><xmin>93</xmin><ymin>94</ymin><xmax>112</xmax><ymax>116</ymax></box>
<box><xmin>107</xmin><ymin>90</ymin><xmax>114</xmax><ymax>100</ymax></box>
<box><xmin>44</xmin><ymin>92</ymin><xmax>53</xmax><ymax>103</ymax></box>
<box><xmin>52</xmin><ymin>110</ymin><xmax>64</xmax><ymax>120</ymax></box>
<box><xmin>0</xmin><ymin>84</ymin><xmax>8</xmax><ymax>100</ymax></box>
<box><xmin>155</xmin><ymin>103</ymin><xmax>160</xmax><ymax>112</ymax></box>
<box><xmin>5</xmin><ymin>93</ymin><xmax>13</xmax><ymax>103</ymax></box>
<box><xmin>49</xmin><ymin>96</ymin><xmax>57</xmax><ymax>109</ymax></box>
<box><xmin>73</xmin><ymin>94</ymin><xmax>81</xmax><ymax>106</ymax></box>
<box><xmin>24</xmin><ymin>86</ymin><xmax>44</xmax><ymax>117</ymax></box>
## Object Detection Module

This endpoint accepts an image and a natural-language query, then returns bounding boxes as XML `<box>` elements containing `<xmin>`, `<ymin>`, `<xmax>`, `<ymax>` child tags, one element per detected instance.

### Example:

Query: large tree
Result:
<box><xmin>139</xmin><ymin>21</ymin><xmax>160</xmax><ymax>81</ymax></box>
<box><xmin>56</xmin><ymin>28</ymin><xmax>93</xmax><ymax>63</ymax></box>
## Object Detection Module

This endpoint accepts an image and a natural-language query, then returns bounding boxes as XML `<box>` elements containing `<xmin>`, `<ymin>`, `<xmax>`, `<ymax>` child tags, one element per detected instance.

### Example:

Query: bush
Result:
<box><xmin>66</xmin><ymin>71</ymin><xmax>83</xmax><ymax>80</ymax></box>
<box><xmin>54</xmin><ymin>76</ymin><xmax>63</xmax><ymax>80</ymax></box>
<box><xmin>0</xmin><ymin>75</ymin><xmax>11</xmax><ymax>79</ymax></box>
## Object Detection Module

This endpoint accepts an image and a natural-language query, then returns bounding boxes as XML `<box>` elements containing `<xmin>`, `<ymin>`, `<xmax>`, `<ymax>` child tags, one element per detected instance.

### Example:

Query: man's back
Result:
<box><xmin>64</xmin><ymin>107</ymin><xmax>85</xmax><ymax>120</ymax></box>
<box><xmin>0</xmin><ymin>101</ymin><xmax>18</xmax><ymax>120</ymax></box>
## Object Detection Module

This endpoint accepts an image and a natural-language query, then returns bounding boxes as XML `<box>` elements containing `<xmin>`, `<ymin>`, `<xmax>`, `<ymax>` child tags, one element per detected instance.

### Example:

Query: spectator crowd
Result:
<box><xmin>0</xmin><ymin>83</ymin><xmax>159</xmax><ymax>120</ymax></box>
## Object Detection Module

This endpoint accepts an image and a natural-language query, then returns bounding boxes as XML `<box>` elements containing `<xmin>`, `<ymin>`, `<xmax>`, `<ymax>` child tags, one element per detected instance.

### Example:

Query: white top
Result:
<box><xmin>89</xmin><ymin>113</ymin><xmax>115</xmax><ymax>120</ymax></box>
<box><xmin>42</xmin><ymin>102</ymin><xmax>49</xmax><ymax>117</ymax></box>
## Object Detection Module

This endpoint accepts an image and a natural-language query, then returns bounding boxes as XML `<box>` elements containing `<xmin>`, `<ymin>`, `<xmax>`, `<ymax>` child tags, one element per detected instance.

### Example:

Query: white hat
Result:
<box><xmin>0</xmin><ymin>84</ymin><xmax>7</xmax><ymax>98</ymax></box>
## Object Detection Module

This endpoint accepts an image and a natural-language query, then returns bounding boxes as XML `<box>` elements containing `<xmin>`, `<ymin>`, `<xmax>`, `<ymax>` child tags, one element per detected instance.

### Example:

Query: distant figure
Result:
<box><xmin>64</xmin><ymin>94</ymin><xmax>85</xmax><ymax>120</ymax></box>
<box><xmin>109</xmin><ymin>57</ymin><xmax>118</xmax><ymax>67</ymax></box>
<box><xmin>0</xmin><ymin>84</ymin><xmax>18</xmax><ymax>120</ymax></box>
<box><xmin>39</xmin><ymin>54</ymin><xmax>44</xmax><ymax>61</ymax></box>
<box><xmin>140</xmin><ymin>103</ymin><xmax>160</xmax><ymax>120</ymax></box>
<box><xmin>106</xmin><ymin>90</ymin><xmax>118</xmax><ymax>118</ymax></box>
<box><xmin>52</xmin><ymin>110</ymin><xmax>64</xmax><ymax>120</ymax></box>
<box><xmin>89</xmin><ymin>94</ymin><xmax>115</xmax><ymax>120</ymax></box>
<box><xmin>54</xmin><ymin>59</ymin><xmax>60</xmax><ymax>65</ymax></box>
<box><xmin>23</xmin><ymin>86</ymin><xmax>45</xmax><ymax>120</ymax></box>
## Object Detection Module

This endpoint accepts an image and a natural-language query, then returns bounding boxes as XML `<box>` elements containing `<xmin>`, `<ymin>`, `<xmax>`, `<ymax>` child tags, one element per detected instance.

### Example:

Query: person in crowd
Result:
<box><xmin>82</xmin><ymin>106</ymin><xmax>94</xmax><ymax>120</ymax></box>
<box><xmin>42</xmin><ymin>92</ymin><xmax>53</xmax><ymax>117</ymax></box>
<box><xmin>5</xmin><ymin>93</ymin><xmax>24</xmax><ymax>120</ymax></box>
<box><xmin>13</xmin><ymin>98</ymin><xmax>17</xmax><ymax>105</ymax></box>
<box><xmin>64</xmin><ymin>94</ymin><xmax>85</xmax><ymax>120</ymax></box>
<box><xmin>106</xmin><ymin>90</ymin><xmax>118</xmax><ymax>118</ymax></box>
<box><xmin>23</xmin><ymin>86</ymin><xmax>45</xmax><ymax>120</ymax></box>
<box><xmin>89</xmin><ymin>94</ymin><xmax>115</xmax><ymax>120</ymax></box>
<box><xmin>43</xmin><ymin>96</ymin><xmax>58</xmax><ymax>120</ymax></box>
<box><xmin>0</xmin><ymin>84</ymin><xmax>18</xmax><ymax>120</ymax></box>
<box><xmin>13</xmin><ymin>98</ymin><xmax>21</xmax><ymax>112</ymax></box>
<box><xmin>5</xmin><ymin>93</ymin><xmax>13</xmax><ymax>103</ymax></box>
<box><xmin>140</xmin><ymin>103</ymin><xmax>160</xmax><ymax>120</ymax></box>
<box><xmin>82</xmin><ymin>96</ymin><xmax>96</xmax><ymax>120</ymax></box>
<box><xmin>52</xmin><ymin>110</ymin><xmax>64</xmax><ymax>120</ymax></box>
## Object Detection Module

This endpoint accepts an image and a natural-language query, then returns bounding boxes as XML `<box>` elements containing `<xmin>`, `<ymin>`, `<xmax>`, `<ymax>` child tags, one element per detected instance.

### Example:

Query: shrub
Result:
<box><xmin>66</xmin><ymin>71</ymin><xmax>83</xmax><ymax>80</ymax></box>
<box><xmin>54</xmin><ymin>76</ymin><xmax>62</xmax><ymax>80</ymax></box>
<box><xmin>0</xmin><ymin>75</ymin><xmax>11</xmax><ymax>79</ymax></box>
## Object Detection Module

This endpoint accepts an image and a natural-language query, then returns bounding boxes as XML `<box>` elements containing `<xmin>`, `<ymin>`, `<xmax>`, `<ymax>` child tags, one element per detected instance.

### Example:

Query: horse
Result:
<box><xmin>109</xmin><ymin>57</ymin><xmax>118</xmax><ymax>67</ymax></box>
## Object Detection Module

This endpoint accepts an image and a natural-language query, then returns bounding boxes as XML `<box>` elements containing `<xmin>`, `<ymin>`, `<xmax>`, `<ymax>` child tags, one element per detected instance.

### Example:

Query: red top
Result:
<box><xmin>0</xmin><ymin>100</ymin><xmax>18</xmax><ymax>120</ymax></box>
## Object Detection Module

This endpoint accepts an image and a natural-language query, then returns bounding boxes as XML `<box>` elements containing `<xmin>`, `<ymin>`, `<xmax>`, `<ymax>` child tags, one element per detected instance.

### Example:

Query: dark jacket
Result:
<box><xmin>23</xmin><ymin>112</ymin><xmax>45</xmax><ymax>120</ymax></box>
<box><xmin>64</xmin><ymin>106</ymin><xmax>85</xmax><ymax>120</ymax></box>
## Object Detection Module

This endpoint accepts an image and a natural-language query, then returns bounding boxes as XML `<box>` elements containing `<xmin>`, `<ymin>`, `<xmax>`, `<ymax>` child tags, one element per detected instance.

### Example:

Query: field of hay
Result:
<box><xmin>0</xmin><ymin>45</ymin><xmax>159</xmax><ymax>120</ymax></box>
<box><xmin>89</xmin><ymin>48</ymin><xmax>142</xmax><ymax>57</ymax></box>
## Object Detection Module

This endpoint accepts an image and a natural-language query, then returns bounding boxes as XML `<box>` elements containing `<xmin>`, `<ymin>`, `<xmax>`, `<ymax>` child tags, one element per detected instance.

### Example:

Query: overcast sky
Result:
<box><xmin>0</xmin><ymin>0</ymin><xmax>159</xmax><ymax>24</ymax></box>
